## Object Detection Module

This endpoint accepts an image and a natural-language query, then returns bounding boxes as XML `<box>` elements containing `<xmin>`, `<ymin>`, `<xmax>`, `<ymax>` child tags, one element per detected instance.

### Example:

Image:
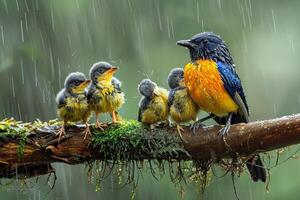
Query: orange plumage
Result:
<box><xmin>184</xmin><ymin>60</ymin><xmax>238</xmax><ymax>117</ymax></box>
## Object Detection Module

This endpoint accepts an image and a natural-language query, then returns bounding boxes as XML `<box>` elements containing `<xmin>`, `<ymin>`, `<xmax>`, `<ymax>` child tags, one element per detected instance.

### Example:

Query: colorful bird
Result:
<box><xmin>56</xmin><ymin>72</ymin><xmax>92</xmax><ymax>141</ymax></box>
<box><xmin>138</xmin><ymin>79</ymin><xmax>169</xmax><ymax>124</ymax></box>
<box><xmin>167</xmin><ymin>68</ymin><xmax>199</xmax><ymax>134</ymax></box>
<box><xmin>177</xmin><ymin>32</ymin><xmax>266</xmax><ymax>182</ymax></box>
<box><xmin>88</xmin><ymin>61</ymin><xmax>125</xmax><ymax>129</ymax></box>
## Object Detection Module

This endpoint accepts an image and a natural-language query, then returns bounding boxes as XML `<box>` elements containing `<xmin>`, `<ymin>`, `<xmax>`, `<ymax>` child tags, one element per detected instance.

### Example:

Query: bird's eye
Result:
<box><xmin>203</xmin><ymin>39</ymin><xmax>209</xmax><ymax>44</ymax></box>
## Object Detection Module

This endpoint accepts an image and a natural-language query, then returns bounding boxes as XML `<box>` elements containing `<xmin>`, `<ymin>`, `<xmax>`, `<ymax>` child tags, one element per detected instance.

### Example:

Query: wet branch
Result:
<box><xmin>1</xmin><ymin>114</ymin><xmax>300</xmax><ymax>179</ymax></box>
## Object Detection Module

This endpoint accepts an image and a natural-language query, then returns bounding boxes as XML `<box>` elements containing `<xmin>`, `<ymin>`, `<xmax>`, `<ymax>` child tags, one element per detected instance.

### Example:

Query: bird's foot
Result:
<box><xmin>82</xmin><ymin>126</ymin><xmax>92</xmax><ymax>140</ymax></box>
<box><xmin>176</xmin><ymin>124</ymin><xmax>185</xmax><ymax>135</ymax></box>
<box><xmin>55</xmin><ymin>127</ymin><xmax>66</xmax><ymax>143</ymax></box>
<box><xmin>95</xmin><ymin>121</ymin><xmax>107</xmax><ymax>131</ymax></box>
<box><xmin>218</xmin><ymin>124</ymin><xmax>231</xmax><ymax>136</ymax></box>
<box><xmin>190</xmin><ymin>121</ymin><xmax>204</xmax><ymax>135</ymax></box>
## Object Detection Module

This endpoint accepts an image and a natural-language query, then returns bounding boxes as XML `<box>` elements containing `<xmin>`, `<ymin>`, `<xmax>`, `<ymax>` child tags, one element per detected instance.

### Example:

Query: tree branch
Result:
<box><xmin>1</xmin><ymin>114</ymin><xmax>300</xmax><ymax>178</ymax></box>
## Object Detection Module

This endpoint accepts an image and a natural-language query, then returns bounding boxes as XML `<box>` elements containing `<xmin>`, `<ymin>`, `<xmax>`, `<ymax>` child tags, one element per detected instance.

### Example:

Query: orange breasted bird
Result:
<box><xmin>138</xmin><ymin>79</ymin><xmax>169</xmax><ymax>124</ymax></box>
<box><xmin>167</xmin><ymin>68</ymin><xmax>199</xmax><ymax>134</ymax></box>
<box><xmin>87</xmin><ymin>61</ymin><xmax>125</xmax><ymax>129</ymax></box>
<box><xmin>56</xmin><ymin>72</ymin><xmax>92</xmax><ymax>141</ymax></box>
<box><xmin>177</xmin><ymin>32</ymin><xmax>266</xmax><ymax>182</ymax></box>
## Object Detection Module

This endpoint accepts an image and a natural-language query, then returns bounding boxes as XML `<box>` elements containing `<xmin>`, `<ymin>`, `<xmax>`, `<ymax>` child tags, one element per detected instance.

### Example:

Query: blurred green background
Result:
<box><xmin>1</xmin><ymin>0</ymin><xmax>300</xmax><ymax>199</ymax></box>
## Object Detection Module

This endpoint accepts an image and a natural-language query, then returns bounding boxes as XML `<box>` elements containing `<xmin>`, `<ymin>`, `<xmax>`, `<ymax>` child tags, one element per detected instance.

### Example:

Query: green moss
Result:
<box><xmin>92</xmin><ymin>120</ymin><xmax>142</xmax><ymax>144</ymax></box>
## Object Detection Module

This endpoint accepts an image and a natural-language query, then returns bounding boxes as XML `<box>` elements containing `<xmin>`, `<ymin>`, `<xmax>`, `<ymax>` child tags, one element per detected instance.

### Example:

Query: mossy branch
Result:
<box><xmin>0</xmin><ymin>114</ymin><xmax>300</xmax><ymax>179</ymax></box>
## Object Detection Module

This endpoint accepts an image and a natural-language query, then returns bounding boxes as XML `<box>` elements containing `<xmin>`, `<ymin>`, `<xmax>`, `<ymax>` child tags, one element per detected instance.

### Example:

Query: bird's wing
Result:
<box><xmin>217</xmin><ymin>61</ymin><xmax>249</xmax><ymax>122</ymax></box>
<box><xmin>112</xmin><ymin>77</ymin><xmax>122</xmax><ymax>93</ymax></box>
<box><xmin>87</xmin><ymin>84</ymin><xmax>96</xmax><ymax>102</ymax></box>
<box><xmin>55</xmin><ymin>89</ymin><xmax>67</xmax><ymax>108</ymax></box>
<box><xmin>168</xmin><ymin>89</ymin><xmax>176</xmax><ymax>108</ymax></box>
<box><xmin>138</xmin><ymin>97</ymin><xmax>150</xmax><ymax>122</ymax></box>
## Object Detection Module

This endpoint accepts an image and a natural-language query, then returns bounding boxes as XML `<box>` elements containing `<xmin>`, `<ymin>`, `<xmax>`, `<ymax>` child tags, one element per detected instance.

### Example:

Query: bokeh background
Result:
<box><xmin>1</xmin><ymin>0</ymin><xmax>300</xmax><ymax>199</ymax></box>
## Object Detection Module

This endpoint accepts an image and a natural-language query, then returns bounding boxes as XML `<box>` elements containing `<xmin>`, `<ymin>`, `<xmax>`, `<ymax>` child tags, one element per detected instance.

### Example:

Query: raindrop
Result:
<box><xmin>35</xmin><ymin>0</ymin><xmax>39</xmax><ymax>11</ymax></box>
<box><xmin>58</xmin><ymin>58</ymin><xmax>62</xmax><ymax>87</ymax></box>
<box><xmin>50</xmin><ymin>6</ymin><xmax>55</xmax><ymax>31</ymax></box>
<box><xmin>241</xmin><ymin>5</ymin><xmax>246</xmax><ymax>28</ymax></box>
<box><xmin>288</xmin><ymin>35</ymin><xmax>295</xmax><ymax>55</ymax></box>
<box><xmin>1</xmin><ymin>25</ymin><xmax>4</xmax><ymax>45</ymax></box>
<box><xmin>33</xmin><ymin>59</ymin><xmax>38</xmax><ymax>86</ymax></box>
<box><xmin>15</xmin><ymin>0</ymin><xmax>19</xmax><ymax>11</ymax></box>
<box><xmin>248</xmin><ymin>0</ymin><xmax>253</xmax><ymax>18</ymax></box>
<box><xmin>271</xmin><ymin>9</ymin><xmax>277</xmax><ymax>33</ymax></box>
<box><xmin>127</xmin><ymin>0</ymin><xmax>133</xmax><ymax>13</ymax></box>
<box><xmin>218</xmin><ymin>0</ymin><xmax>222</xmax><ymax>9</ymax></box>
<box><xmin>20</xmin><ymin>59</ymin><xmax>24</xmax><ymax>84</ymax></box>
<box><xmin>3</xmin><ymin>0</ymin><xmax>8</xmax><ymax>13</ymax></box>
<box><xmin>170</xmin><ymin>18</ymin><xmax>175</xmax><ymax>39</ymax></box>
<box><xmin>92</xmin><ymin>0</ymin><xmax>96</xmax><ymax>19</ymax></box>
<box><xmin>20</xmin><ymin>20</ymin><xmax>24</xmax><ymax>42</ymax></box>
<box><xmin>166</xmin><ymin>16</ymin><xmax>170</xmax><ymax>38</ymax></box>
<box><xmin>24</xmin><ymin>0</ymin><xmax>29</xmax><ymax>12</ymax></box>
<box><xmin>157</xmin><ymin>3</ymin><xmax>162</xmax><ymax>31</ymax></box>
<box><xmin>24</xmin><ymin>13</ymin><xmax>29</xmax><ymax>32</ymax></box>
<box><xmin>17</xmin><ymin>103</ymin><xmax>22</xmax><ymax>120</ymax></box>
<box><xmin>11</xmin><ymin>76</ymin><xmax>16</xmax><ymax>98</ymax></box>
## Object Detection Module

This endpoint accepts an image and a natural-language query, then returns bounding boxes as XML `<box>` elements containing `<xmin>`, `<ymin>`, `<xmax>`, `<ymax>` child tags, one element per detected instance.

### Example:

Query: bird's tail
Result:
<box><xmin>246</xmin><ymin>154</ymin><xmax>266</xmax><ymax>182</ymax></box>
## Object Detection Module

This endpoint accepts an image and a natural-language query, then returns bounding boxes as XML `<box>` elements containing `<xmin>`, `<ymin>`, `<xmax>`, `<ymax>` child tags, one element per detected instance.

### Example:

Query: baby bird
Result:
<box><xmin>138</xmin><ymin>79</ymin><xmax>169</xmax><ymax>124</ymax></box>
<box><xmin>167</xmin><ymin>68</ymin><xmax>199</xmax><ymax>134</ymax></box>
<box><xmin>88</xmin><ymin>61</ymin><xmax>125</xmax><ymax>129</ymax></box>
<box><xmin>56</xmin><ymin>72</ymin><xmax>92</xmax><ymax>141</ymax></box>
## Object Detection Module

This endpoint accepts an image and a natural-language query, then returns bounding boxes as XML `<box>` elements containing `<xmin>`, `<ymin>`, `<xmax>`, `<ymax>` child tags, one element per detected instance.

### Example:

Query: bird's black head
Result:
<box><xmin>138</xmin><ymin>79</ymin><xmax>158</xmax><ymax>98</ymax></box>
<box><xmin>64</xmin><ymin>72</ymin><xmax>91</xmax><ymax>94</ymax></box>
<box><xmin>177</xmin><ymin>32</ymin><xmax>234</xmax><ymax>64</ymax></box>
<box><xmin>89</xmin><ymin>61</ymin><xmax>118</xmax><ymax>84</ymax></box>
<box><xmin>167</xmin><ymin>68</ymin><xmax>184</xmax><ymax>89</ymax></box>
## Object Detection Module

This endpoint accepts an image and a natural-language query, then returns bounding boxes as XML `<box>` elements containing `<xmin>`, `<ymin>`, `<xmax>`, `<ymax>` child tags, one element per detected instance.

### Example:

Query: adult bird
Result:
<box><xmin>56</xmin><ymin>72</ymin><xmax>92</xmax><ymax>141</ymax></box>
<box><xmin>138</xmin><ymin>79</ymin><xmax>169</xmax><ymax>124</ymax></box>
<box><xmin>88</xmin><ymin>62</ymin><xmax>125</xmax><ymax>129</ymax></box>
<box><xmin>177</xmin><ymin>32</ymin><xmax>266</xmax><ymax>182</ymax></box>
<box><xmin>167</xmin><ymin>68</ymin><xmax>199</xmax><ymax>134</ymax></box>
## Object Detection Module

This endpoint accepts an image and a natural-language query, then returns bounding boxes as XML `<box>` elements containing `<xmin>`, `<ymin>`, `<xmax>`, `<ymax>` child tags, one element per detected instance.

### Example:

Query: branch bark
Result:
<box><xmin>1</xmin><ymin>114</ymin><xmax>300</xmax><ymax>178</ymax></box>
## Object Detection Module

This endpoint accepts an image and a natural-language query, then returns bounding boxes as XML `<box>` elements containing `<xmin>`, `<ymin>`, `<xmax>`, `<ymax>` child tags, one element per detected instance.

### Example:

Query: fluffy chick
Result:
<box><xmin>88</xmin><ymin>61</ymin><xmax>125</xmax><ymax>129</ymax></box>
<box><xmin>167</xmin><ymin>68</ymin><xmax>199</xmax><ymax>134</ymax></box>
<box><xmin>138</xmin><ymin>79</ymin><xmax>169</xmax><ymax>124</ymax></box>
<box><xmin>56</xmin><ymin>72</ymin><xmax>91</xmax><ymax>141</ymax></box>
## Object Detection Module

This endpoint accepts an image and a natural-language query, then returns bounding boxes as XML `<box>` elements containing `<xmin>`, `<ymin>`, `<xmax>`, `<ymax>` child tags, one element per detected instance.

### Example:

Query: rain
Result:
<box><xmin>0</xmin><ymin>0</ymin><xmax>300</xmax><ymax>200</ymax></box>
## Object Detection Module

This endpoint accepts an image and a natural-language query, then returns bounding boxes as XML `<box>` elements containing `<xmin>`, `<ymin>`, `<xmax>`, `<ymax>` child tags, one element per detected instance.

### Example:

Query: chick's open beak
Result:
<box><xmin>97</xmin><ymin>67</ymin><xmax>118</xmax><ymax>82</ymax></box>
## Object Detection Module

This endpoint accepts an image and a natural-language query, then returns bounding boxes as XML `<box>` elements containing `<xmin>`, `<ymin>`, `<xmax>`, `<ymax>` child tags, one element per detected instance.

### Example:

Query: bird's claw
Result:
<box><xmin>190</xmin><ymin>121</ymin><xmax>204</xmax><ymax>135</ymax></box>
<box><xmin>218</xmin><ymin>125</ymin><xmax>231</xmax><ymax>136</ymax></box>
<box><xmin>55</xmin><ymin>127</ymin><xmax>66</xmax><ymax>143</ymax></box>
<box><xmin>95</xmin><ymin>121</ymin><xmax>107</xmax><ymax>131</ymax></box>
<box><xmin>176</xmin><ymin>125</ymin><xmax>185</xmax><ymax>134</ymax></box>
<box><xmin>82</xmin><ymin>127</ymin><xmax>92</xmax><ymax>140</ymax></box>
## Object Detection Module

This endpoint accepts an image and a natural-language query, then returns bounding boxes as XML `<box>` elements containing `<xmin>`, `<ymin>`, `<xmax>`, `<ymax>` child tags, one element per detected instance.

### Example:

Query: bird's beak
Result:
<box><xmin>72</xmin><ymin>80</ymin><xmax>91</xmax><ymax>93</ymax></box>
<box><xmin>153</xmin><ymin>89</ymin><xmax>159</xmax><ymax>96</ymax></box>
<box><xmin>97</xmin><ymin>67</ymin><xmax>119</xmax><ymax>82</ymax></box>
<box><xmin>176</xmin><ymin>39</ymin><xmax>196</xmax><ymax>49</ymax></box>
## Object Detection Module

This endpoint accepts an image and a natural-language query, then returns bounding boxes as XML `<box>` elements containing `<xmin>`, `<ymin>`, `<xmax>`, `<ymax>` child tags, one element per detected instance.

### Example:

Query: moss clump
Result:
<box><xmin>92</xmin><ymin>120</ymin><xmax>142</xmax><ymax>144</ymax></box>
<box><xmin>90</xmin><ymin>120</ymin><xmax>188</xmax><ymax>161</ymax></box>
